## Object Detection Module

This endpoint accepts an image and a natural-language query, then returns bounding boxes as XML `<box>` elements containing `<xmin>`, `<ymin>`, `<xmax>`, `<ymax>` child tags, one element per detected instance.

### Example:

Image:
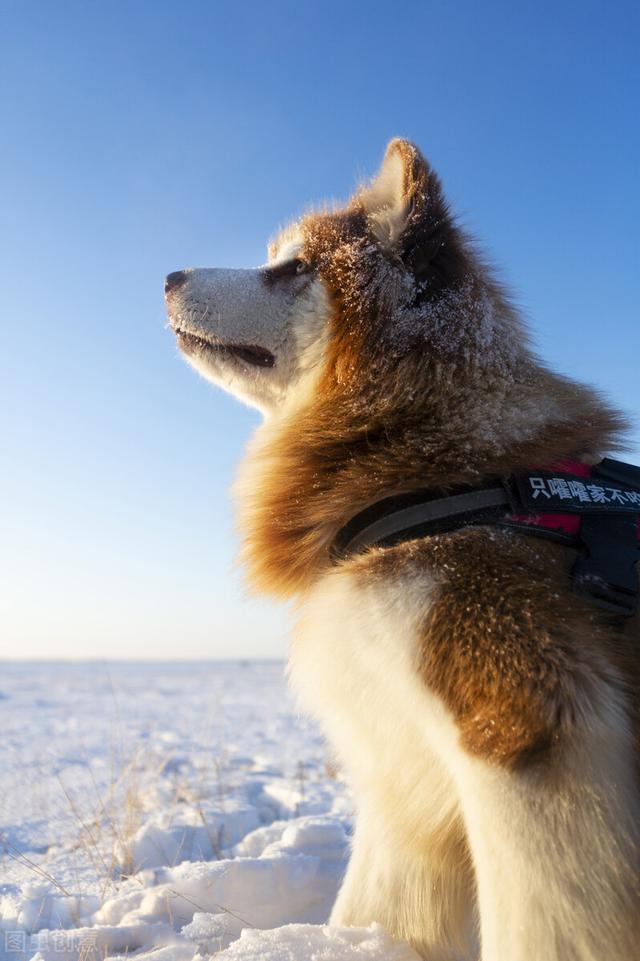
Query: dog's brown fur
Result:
<box><xmin>351</xmin><ymin>533</ymin><xmax>639</xmax><ymax>769</ymax></box>
<box><xmin>240</xmin><ymin>150</ymin><xmax>624</xmax><ymax>560</ymax></box>
<box><xmin>236</xmin><ymin>140</ymin><xmax>637</xmax><ymax>773</ymax></box>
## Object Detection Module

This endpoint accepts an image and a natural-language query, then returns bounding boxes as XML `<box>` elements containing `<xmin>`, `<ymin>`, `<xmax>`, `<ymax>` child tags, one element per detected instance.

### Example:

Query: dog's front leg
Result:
<box><xmin>331</xmin><ymin>805</ymin><xmax>477</xmax><ymax>961</ymax></box>
<box><xmin>453</xmin><ymin>714</ymin><xmax>640</xmax><ymax>961</ymax></box>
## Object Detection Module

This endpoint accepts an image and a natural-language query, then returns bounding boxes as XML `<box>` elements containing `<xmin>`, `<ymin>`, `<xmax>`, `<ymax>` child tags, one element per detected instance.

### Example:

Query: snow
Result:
<box><xmin>0</xmin><ymin>662</ymin><xmax>415</xmax><ymax>960</ymax></box>
<box><xmin>214</xmin><ymin>923</ymin><xmax>422</xmax><ymax>959</ymax></box>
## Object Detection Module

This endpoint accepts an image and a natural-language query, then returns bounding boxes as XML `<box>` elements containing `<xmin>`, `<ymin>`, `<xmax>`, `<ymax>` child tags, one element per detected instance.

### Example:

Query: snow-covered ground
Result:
<box><xmin>0</xmin><ymin>662</ymin><xmax>420</xmax><ymax>961</ymax></box>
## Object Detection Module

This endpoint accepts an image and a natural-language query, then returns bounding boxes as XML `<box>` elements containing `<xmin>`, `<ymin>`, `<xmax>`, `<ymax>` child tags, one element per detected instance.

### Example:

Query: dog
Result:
<box><xmin>165</xmin><ymin>139</ymin><xmax>640</xmax><ymax>961</ymax></box>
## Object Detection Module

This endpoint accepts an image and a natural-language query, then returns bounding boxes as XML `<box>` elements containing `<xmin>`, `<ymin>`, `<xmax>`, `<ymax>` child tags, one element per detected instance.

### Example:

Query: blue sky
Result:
<box><xmin>1</xmin><ymin>0</ymin><xmax>638</xmax><ymax>659</ymax></box>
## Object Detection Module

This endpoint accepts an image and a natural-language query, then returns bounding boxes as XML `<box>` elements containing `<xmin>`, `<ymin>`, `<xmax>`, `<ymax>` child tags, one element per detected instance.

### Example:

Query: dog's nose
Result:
<box><xmin>165</xmin><ymin>270</ymin><xmax>187</xmax><ymax>295</ymax></box>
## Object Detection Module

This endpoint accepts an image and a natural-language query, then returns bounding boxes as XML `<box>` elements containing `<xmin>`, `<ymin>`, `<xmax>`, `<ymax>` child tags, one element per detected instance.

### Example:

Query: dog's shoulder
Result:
<box><xmin>294</xmin><ymin>529</ymin><xmax>637</xmax><ymax>769</ymax></box>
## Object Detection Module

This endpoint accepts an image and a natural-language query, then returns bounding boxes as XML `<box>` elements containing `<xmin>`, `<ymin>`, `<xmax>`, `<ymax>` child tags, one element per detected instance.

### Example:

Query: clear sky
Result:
<box><xmin>1</xmin><ymin>0</ymin><xmax>638</xmax><ymax>659</ymax></box>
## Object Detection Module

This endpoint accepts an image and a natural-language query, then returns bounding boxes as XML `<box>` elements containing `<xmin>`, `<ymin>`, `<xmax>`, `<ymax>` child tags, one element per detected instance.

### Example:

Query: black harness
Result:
<box><xmin>332</xmin><ymin>458</ymin><xmax>640</xmax><ymax>617</ymax></box>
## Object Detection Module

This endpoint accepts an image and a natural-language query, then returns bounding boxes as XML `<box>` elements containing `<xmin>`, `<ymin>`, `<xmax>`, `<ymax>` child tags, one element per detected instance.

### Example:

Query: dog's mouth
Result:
<box><xmin>175</xmin><ymin>329</ymin><xmax>275</xmax><ymax>369</ymax></box>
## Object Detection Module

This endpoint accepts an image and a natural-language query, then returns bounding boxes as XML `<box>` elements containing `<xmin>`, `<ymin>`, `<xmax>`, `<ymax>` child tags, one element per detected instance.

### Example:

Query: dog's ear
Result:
<box><xmin>360</xmin><ymin>139</ymin><xmax>429</xmax><ymax>246</ymax></box>
<box><xmin>359</xmin><ymin>139</ymin><xmax>466</xmax><ymax>288</ymax></box>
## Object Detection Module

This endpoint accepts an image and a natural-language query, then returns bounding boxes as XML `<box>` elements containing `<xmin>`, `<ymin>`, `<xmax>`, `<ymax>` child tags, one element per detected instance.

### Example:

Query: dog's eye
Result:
<box><xmin>264</xmin><ymin>257</ymin><xmax>312</xmax><ymax>282</ymax></box>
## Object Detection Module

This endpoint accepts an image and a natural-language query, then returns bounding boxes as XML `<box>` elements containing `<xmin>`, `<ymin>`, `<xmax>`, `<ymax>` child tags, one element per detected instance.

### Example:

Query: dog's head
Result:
<box><xmin>166</xmin><ymin>139</ymin><xmax>627</xmax><ymax>597</ymax></box>
<box><xmin>165</xmin><ymin>139</ymin><xmax>521</xmax><ymax>416</ymax></box>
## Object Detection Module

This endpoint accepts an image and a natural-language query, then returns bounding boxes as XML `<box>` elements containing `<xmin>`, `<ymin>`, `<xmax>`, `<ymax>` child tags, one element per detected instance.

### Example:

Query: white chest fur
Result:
<box><xmin>288</xmin><ymin>564</ymin><xmax>476</xmax><ymax>959</ymax></box>
<box><xmin>289</xmin><ymin>564</ymin><xmax>461</xmax><ymax>847</ymax></box>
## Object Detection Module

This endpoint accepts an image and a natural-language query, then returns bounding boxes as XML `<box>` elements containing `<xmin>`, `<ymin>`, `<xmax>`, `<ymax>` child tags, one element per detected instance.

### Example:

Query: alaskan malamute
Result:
<box><xmin>165</xmin><ymin>139</ymin><xmax>639</xmax><ymax>961</ymax></box>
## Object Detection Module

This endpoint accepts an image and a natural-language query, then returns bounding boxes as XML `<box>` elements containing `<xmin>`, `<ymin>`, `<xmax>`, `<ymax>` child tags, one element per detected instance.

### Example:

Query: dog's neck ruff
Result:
<box><xmin>332</xmin><ymin>458</ymin><xmax>640</xmax><ymax>616</ymax></box>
